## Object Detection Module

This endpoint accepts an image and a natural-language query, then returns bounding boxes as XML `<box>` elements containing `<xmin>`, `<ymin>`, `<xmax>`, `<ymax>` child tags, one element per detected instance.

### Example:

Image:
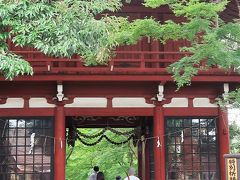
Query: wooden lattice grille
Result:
<box><xmin>0</xmin><ymin>118</ymin><xmax>54</xmax><ymax>180</ymax></box>
<box><xmin>165</xmin><ymin>118</ymin><xmax>219</xmax><ymax>180</ymax></box>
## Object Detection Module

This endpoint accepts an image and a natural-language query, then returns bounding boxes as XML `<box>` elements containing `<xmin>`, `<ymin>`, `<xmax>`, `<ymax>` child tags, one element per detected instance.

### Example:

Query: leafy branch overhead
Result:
<box><xmin>0</xmin><ymin>0</ymin><xmax>126</xmax><ymax>72</ymax></box>
<box><xmin>0</xmin><ymin>0</ymin><xmax>239</xmax><ymax>104</ymax></box>
<box><xmin>143</xmin><ymin>0</ymin><xmax>240</xmax><ymax>106</ymax></box>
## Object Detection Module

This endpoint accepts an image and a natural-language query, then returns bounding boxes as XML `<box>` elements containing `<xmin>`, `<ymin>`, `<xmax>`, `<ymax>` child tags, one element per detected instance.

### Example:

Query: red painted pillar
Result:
<box><xmin>153</xmin><ymin>105</ymin><xmax>165</xmax><ymax>180</ymax></box>
<box><xmin>54</xmin><ymin>105</ymin><xmax>66</xmax><ymax>180</ymax></box>
<box><xmin>218</xmin><ymin>108</ymin><xmax>230</xmax><ymax>180</ymax></box>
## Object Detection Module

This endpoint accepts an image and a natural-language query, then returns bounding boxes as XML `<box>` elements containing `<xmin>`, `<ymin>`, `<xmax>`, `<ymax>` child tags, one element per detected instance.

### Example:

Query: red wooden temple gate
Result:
<box><xmin>0</xmin><ymin>1</ymin><xmax>239</xmax><ymax>180</ymax></box>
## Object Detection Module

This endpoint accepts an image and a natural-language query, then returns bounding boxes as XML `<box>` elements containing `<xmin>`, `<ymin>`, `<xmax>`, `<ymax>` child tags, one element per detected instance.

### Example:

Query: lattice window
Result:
<box><xmin>165</xmin><ymin>118</ymin><xmax>219</xmax><ymax>180</ymax></box>
<box><xmin>0</xmin><ymin>118</ymin><xmax>54</xmax><ymax>180</ymax></box>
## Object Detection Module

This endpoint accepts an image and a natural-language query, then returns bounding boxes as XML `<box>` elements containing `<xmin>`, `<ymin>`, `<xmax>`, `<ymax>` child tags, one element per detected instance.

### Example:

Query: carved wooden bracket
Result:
<box><xmin>0</xmin><ymin>97</ymin><xmax>7</xmax><ymax>104</ymax></box>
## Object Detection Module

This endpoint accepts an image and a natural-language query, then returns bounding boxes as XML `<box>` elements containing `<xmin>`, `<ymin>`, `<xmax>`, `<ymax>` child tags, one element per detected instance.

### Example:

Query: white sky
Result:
<box><xmin>228</xmin><ymin>108</ymin><xmax>240</xmax><ymax>125</ymax></box>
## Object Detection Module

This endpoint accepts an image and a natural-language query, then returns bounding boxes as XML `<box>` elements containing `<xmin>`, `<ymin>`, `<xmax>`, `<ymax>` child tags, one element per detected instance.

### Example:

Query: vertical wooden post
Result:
<box><xmin>54</xmin><ymin>105</ymin><xmax>66</xmax><ymax>180</ymax></box>
<box><xmin>218</xmin><ymin>108</ymin><xmax>230</xmax><ymax>180</ymax></box>
<box><xmin>151</xmin><ymin>39</ymin><xmax>160</xmax><ymax>68</ymax></box>
<box><xmin>145</xmin><ymin>141</ymin><xmax>150</xmax><ymax>180</ymax></box>
<box><xmin>140</xmin><ymin>53</ymin><xmax>145</xmax><ymax>69</ymax></box>
<box><xmin>137</xmin><ymin>142</ymin><xmax>142</xmax><ymax>179</ymax></box>
<box><xmin>141</xmin><ymin>137</ymin><xmax>146</xmax><ymax>180</ymax></box>
<box><xmin>145</xmin><ymin>125</ymin><xmax>150</xmax><ymax>180</ymax></box>
<box><xmin>154</xmin><ymin>105</ymin><xmax>165</xmax><ymax>180</ymax></box>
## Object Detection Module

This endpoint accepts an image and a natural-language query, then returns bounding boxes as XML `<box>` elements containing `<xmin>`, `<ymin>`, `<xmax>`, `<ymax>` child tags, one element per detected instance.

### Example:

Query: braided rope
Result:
<box><xmin>76</xmin><ymin>129</ymin><xmax>106</xmax><ymax>139</ymax></box>
<box><xmin>77</xmin><ymin>134</ymin><xmax>134</xmax><ymax>146</ymax></box>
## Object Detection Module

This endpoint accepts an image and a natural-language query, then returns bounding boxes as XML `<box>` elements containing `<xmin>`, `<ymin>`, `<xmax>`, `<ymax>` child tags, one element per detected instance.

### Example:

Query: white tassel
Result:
<box><xmin>60</xmin><ymin>138</ymin><xmax>63</xmax><ymax>149</ymax></box>
<box><xmin>29</xmin><ymin>133</ymin><xmax>35</xmax><ymax>154</ymax></box>
<box><xmin>157</xmin><ymin>136</ymin><xmax>161</xmax><ymax>148</ymax></box>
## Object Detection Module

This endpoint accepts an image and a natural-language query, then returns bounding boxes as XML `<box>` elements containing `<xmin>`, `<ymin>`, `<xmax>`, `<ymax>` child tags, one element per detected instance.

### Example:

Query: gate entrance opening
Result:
<box><xmin>65</xmin><ymin>116</ymin><xmax>154</xmax><ymax>180</ymax></box>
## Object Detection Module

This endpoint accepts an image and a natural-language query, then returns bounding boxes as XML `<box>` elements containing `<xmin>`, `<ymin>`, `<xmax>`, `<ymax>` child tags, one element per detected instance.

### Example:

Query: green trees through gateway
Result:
<box><xmin>66</xmin><ymin>128</ymin><xmax>138</xmax><ymax>180</ymax></box>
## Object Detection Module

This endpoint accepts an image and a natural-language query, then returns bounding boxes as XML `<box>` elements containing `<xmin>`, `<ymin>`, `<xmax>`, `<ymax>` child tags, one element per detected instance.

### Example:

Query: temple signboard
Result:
<box><xmin>224</xmin><ymin>154</ymin><xmax>240</xmax><ymax>180</ymax></box>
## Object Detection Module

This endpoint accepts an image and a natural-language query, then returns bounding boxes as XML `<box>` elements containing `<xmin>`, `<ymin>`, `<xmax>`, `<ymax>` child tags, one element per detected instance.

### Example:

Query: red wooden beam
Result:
<box><xmin>0</xmin><ymin>74</ymin><xmax>239</xmax><ymax>82</ymax></box>
<box><xmin>164</xmin><ymin>107</ymin><xmax>218</xmax><ymax>116</ymax></box>
<box><xmin>65</xmin><ymin>108</ymin><xmax>154</xmax><ymax>116</ymax></box>
<box><xmin>65</xmin><ymin>107</ymin><xmax>218</xmax><ymax>117</ymax></box>
<box><xmin>0</xmin><ymin>108</ymin><xmax>54</xmax><ymax>116</ymax></box>
<box><xmin>0</xmin><ymin>107</ymin><xmax>219</xmax><ymax>117</ymax></box>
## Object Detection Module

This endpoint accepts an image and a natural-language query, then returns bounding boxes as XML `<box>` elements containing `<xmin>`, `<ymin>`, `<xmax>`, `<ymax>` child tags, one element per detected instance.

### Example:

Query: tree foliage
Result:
<box><xmin>66</xmin><ymin>128</ymin><xmax>138</xmax><ymax>180</ymax></box>
<box><xmin>0</xmin><ymin>0</ymin><xmax>128</xmax><ymax>80</ymax></box>
<box><xmin>143</xmin><ymin>0</ymin><xmax>240</xmax><ymax>106</ymax></box>
<box><xmin>142</xmin><ymin>0</ymin><xmax>239</xmax><ymax>87</ymax></box>
<box><xmin>229</xmin><ymin>120</ymin><xmax>240</xmax><ymax>153</ymax></box>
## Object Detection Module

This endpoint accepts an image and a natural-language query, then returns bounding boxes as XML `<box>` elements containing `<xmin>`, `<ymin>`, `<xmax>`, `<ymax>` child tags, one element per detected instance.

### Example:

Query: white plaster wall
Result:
<box><xmin>29</xmin><ymin>98</ymin><xmax>56</xmax><ymax>108</ymax></box>
<box><xmin>0</xmin><ymin>98</ymin><xmax>24</xmax><ymax>108</ymax></box>
<box><xmin>193</xmin><ymin>98</ymin><xmax>218</xmax><ymax>107</ymax></box>
<box><xmin>112</xmin><ymin>98</ymin><xmax>154</xmax><ymax>108</ymax></box>
<box><xmin>65</xmin><ymin>98</ymin><xmax>107</xmax><ymax>108</ymax></box>
<box><xmin>163</xmin><ymin>98</ymin><xmax>188</xmax><ymax>107</ymax></box>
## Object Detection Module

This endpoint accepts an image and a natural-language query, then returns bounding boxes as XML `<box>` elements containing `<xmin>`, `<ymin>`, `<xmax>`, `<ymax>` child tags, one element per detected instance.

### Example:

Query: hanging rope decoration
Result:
<box><xmin>67</xmin><ymin>123</ymin><xmax>134</xmax><ymax>147</ymax></box>
<box><xmin>76</xmin><ymin>129</ymin><xmax>106</xmax><ymax>139</ymax></box>
<box><xmin>106</xmin><ymin>127</ymin><xmax>134</xmax><ymax>136</ymax></box>
<box><xmin>77</xmin><ymin>134</ymin><xmax>134</xmax><ymax>146</ymax></box>
<box><xmin>75</xmin><ymin>127</ymin><xmax>134</xmax><ymax>139</ymax></box>
<box><xmin>70</xmin><ymin>127</ymin><xmax>136</xmax><ymax>146</ymax></box>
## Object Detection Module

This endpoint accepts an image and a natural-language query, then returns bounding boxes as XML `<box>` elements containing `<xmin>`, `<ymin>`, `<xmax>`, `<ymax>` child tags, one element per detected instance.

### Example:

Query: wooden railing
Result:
<box><xmin>12</xmin><ymin>50</ymin><xmax>229</xmax><ymax>75</ymax></box>
<box><xmin>11</xmin><ymin>50</ymin><xmax>193</xmax><ymax>75</ymax></box>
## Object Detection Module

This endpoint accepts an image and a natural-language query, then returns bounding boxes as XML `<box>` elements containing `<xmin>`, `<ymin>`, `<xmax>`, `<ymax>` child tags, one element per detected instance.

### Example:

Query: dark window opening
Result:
<box><xmin>0</xmin><ymin>118</ymin><xmax>54</xmax><ymax>180</ymax></box>
<box><xmin>165</xmin><ymin>118</ymin><xmax>219</xmax><ymax>180</ymax></box>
